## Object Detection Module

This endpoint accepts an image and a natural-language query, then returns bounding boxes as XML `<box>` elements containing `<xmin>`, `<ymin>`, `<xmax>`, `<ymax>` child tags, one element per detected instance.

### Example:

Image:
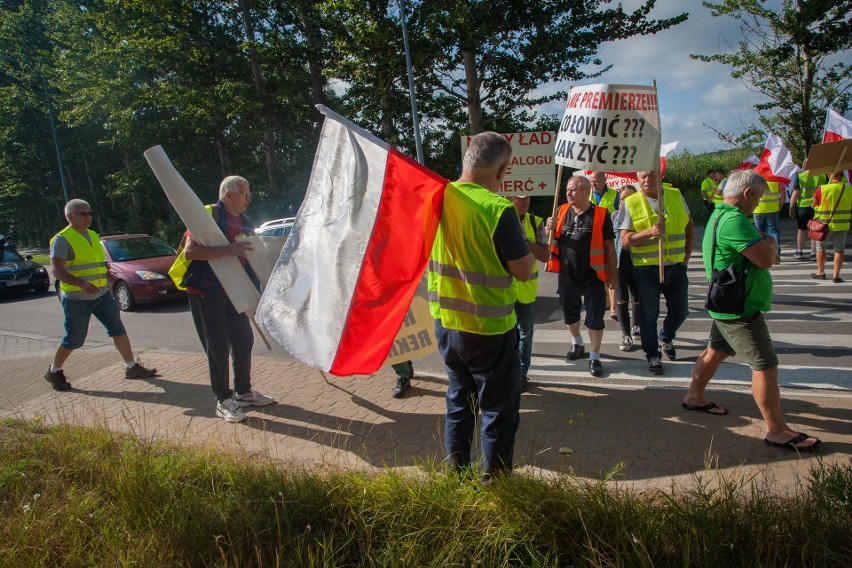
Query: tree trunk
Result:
<box><xmin>462</xmin><ymin>50</ymin><xmax>484</xmax><ymax>134</ymax></box>
<box><xmin>294</xmin><ymin>2</ymin><xmax>328</xmax><ymax>106</ymax></box>
<box><xmin>215</xmin><ymin>130</ymin><xmax>231</xmax><ymax>177</ymax></box>
<box><xmin>80</xmin><ymin>151</ymin><xmax>104</xmax><ymax>233</ymax></box>
<box><xmin>123</xmin><ymin>149</ymin><xmax>141</xmax><ymax>214</ymax></box>
<box><xmin>797</xmin><ymin>0</ymin><xmax>813</xmax><ymax>156</ymax></box>
<box><xmin>239</xmin><ymin>0</ymin><xmax>280</xmax><ymax>192</ymax></box>
<box><xmin>381</xmin><ymin>81</ymin><xmax>396</xmax><ymax>141</ymax></box>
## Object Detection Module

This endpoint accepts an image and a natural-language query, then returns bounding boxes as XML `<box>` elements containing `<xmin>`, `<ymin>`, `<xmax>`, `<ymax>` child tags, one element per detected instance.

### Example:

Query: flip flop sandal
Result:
<box><xmin>682</xmin><ymin>402</ymin><xmax>728</xmax><ymax>415</ymax></box>
<box><xmin>764</xmin><ymin>433</ymin><xmax>823</xmax><ymax>452</ymax></box>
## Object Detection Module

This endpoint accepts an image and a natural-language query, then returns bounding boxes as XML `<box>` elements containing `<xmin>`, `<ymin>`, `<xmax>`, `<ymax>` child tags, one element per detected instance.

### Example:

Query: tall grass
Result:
<box><xmin>1</xmin><ymin>419</ymin><xmax>849</xmax><ymax>567</ymax></box>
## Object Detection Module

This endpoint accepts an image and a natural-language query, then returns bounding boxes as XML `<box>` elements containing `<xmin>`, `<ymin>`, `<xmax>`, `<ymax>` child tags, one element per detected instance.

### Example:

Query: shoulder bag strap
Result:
<box><xmin>825</xmin><ymin>184</ymin><xmax>846</xmax><ymax>225</ymax></box>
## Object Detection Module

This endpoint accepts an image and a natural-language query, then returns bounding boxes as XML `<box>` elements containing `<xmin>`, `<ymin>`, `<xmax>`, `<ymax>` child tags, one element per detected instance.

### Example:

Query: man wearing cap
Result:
<box><xmin>509</xmin><ymin>194</ymin><xmax>549</xmax><ymax>391</ymax></box>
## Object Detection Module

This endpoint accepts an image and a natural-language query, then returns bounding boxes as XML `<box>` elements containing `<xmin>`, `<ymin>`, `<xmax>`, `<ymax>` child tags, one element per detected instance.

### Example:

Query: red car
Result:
<box><xmin>100</xmin><ymin>234</ymin><xmax>184</xmax><ymax>311</ymax></box>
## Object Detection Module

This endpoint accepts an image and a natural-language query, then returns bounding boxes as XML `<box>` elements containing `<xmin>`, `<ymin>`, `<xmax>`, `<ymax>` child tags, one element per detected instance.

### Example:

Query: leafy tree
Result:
<box><xmin>410</xmin><ymin>0</ymin><xmax>688</xmax><ymax>134</ymax></box>
<box><xmin>691</xmin><ymin>0</ymin><xmax>852</xmax><ymax>160</ymax></box>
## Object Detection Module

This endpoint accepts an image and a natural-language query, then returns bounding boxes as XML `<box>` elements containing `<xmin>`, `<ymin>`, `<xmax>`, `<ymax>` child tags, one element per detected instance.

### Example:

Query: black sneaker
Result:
<box><xmin>44</xmin><ymin>367</ymin><xmax>72</xmax><ymax>392</ymax></box>
<box><xmin>648</xmin><ymin>357</ymin><xmax>664</xmax><ymax>375</ymax></box>
<box><xmin>588</xmin><ymin>359</ymin><xmax>603</xmax><ymax>377</ymax></box>
<box><xmin>125</xmin><ymin>359</ymin><xmax>158</xmax><ymax>379</ymax></box>
<box><xmin>632</xmin><ymin>325</ymin><xmax>641</xmax><ymax>338</ymax></box>
<box><xmin>521</xmin><ymin>375</ymin><xmax>530</xmax><ymax>392</ymax></box>
<box><xmin>391</xmin><ymin>376</ymin><xmax>410</xmax><ymax>398</ymax></box>
<box><xmin>661</xmin><ymin>341</ymin><xmax>677</xmax><ymax>361</ymax></box>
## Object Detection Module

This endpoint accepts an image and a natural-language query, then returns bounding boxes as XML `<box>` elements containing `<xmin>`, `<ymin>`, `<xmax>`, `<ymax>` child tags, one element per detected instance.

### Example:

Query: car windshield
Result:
<box><xmin>1</xmin><ymin>250</ymin><xmax>24</xmax><ymax>262</ymax></box>
<box><xmin>104</xmin><ymin>237</ymin><xmax>176</xmax><ymax>262</ymax></box>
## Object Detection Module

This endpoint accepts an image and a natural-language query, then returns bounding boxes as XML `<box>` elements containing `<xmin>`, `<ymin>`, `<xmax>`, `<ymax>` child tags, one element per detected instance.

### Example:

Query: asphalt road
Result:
<box><xmin>4</xmin><ymin>219</ymin><xmax>851</xmax><ymax>392</ymax></box>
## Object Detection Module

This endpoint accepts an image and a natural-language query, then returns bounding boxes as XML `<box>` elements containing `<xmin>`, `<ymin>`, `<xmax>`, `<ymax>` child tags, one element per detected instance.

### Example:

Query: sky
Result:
<box><xmin>536</xmin><ymin>0</ymin><xmax>852</xmax><ymax>157</ymax></box>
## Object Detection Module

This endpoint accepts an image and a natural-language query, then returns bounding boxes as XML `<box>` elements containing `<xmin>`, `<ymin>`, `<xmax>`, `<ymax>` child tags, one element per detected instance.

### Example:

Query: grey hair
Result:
<box><xmin>219</xmin><ymin>175</ymin><xmax>249</xmax><ymax>199</ymax></box>
<box><xmin>723</xmin><ymin>169</ymin><xmax>767</xmax><ymax>199</ymax></box>
<box><xmin>567</xmin><ymin>174</ymin><xmax>591</xmax><ymax>191</ymax></box>
<box><xmin>65</xmin><ymin>199</ymin><xmax>90</xmax><ymax>215</ymax></box>
<box><xmin>462</xmin><ymin>132</ymin><xmax>512</xmax><ymax>172</ymax></box>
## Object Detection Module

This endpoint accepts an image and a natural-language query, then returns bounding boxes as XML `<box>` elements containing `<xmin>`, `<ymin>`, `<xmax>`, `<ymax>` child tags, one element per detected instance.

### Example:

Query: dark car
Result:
<box><xmin>0</xmin><ymin>249</ymin><xmax>50</xmax><ymax>296</ymax></box>
<box><xmin>100</xmin><ymin>234</ymin><xmax>184</xmax><ymax>311</ymax></box>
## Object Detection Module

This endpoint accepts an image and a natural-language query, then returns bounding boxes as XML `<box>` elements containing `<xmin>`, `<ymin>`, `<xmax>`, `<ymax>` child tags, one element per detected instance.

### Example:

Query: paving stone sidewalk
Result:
<box><xmin>2</xmin><ymin>346</ymin><xmax>850</xmax><ymax>493</ymax></box>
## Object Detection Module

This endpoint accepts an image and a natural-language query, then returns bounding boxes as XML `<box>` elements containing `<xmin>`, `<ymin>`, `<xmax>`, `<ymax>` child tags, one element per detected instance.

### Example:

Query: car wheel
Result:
<box><xmin>114</xmin><ymin>281</ymin><xmax>137</xmax><ymax>311</ymax></box>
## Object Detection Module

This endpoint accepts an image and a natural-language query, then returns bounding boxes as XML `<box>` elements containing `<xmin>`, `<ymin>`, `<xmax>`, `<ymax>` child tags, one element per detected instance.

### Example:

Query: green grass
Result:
<box><xmin>1</xmin><ymin>419</ymin><xmax>849</xmax><ymax>567</ymax></box>
<box><xmin>28</xmin><ymin>254</ymin><xmax>50</xmax><ymax>265</ymax></box>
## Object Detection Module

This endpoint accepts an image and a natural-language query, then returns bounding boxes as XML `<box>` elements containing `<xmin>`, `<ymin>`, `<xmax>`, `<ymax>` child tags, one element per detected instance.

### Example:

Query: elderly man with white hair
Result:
<box><xmin>683</xmin><ymin>169</ymin><xmax>822</xmax><ymax>452</ymax></box>
<box><xmin>45</xmin><ymin>199</ymin><xmax>157</xmax><ymax>392</ymax></box>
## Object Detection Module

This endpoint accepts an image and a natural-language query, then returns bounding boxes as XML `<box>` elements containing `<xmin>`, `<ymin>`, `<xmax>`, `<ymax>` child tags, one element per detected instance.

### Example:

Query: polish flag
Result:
<box><xmin>754</xmin><ymin>133</ymin><xmax>801</xmax><ymax>184</ymax></box>
<box><xmin>255</xmin><ymin>106</ymin><xmax>446</xmax><ymax>376</ymax></box>
<box><xmin>659</xmin><ymin>141</ymin><xmax>679</xmax><ymax>177</ymax></box>
<box><xmin>822</xmin><ymin>108</ymin><xmax>852</xmax><ymax>143</ymax></box>
<box><xmin>734</xmin><ymin>154</ymin><xmax>760</xmax><ymax>170</ymax></box>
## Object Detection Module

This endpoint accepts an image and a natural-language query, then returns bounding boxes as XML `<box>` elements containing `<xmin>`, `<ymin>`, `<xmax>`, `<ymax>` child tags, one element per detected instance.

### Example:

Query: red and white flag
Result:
<box><xmin>597</xmin><ymin>141</ymin><xmax>679</xmax><ymax>189</ymax></box>
<box><xmin>754</xmin><ymin>133</ymin><xmax>801</xmax><ymax>184</ymax></box>
<box><xmin>734</xmin><ymin>153</ymin><xmax>760</xmax><ymax>170</ymax></box>
<box><xmin>823</xmin><ymin>108</ymin><xmax>852</xmax><ymax>143</ymax></box>
<box><xmin>255</xmin><ymin>106</ymin><xmax>447</xmax><ymax>376</ymax></box>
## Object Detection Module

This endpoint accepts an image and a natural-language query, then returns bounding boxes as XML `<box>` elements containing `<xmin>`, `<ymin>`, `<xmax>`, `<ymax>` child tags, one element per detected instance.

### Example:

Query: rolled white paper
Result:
<box><xmin>240</xmin><ymin>235</ymin><xmax>287</xmax><ymax>288</ymax></box>
<box><xmin>143</xmin><ymin>145</ymin><xmax>260</xmax><ymax>314</ymax></box>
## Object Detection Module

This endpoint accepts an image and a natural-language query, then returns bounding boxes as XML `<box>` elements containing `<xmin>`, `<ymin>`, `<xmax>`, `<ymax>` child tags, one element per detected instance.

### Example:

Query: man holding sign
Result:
<box><xmin>619</xmin><ymin>170</ymin><xmax>694</xmax><ymax>375</ymax></box>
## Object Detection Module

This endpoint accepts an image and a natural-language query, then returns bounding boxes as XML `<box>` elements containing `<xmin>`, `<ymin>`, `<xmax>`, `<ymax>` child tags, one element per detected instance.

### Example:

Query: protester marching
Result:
<box><xmin>30</xmin><ymin>87</ymin><xmax>851</xmax><ymax>476</ymax></box>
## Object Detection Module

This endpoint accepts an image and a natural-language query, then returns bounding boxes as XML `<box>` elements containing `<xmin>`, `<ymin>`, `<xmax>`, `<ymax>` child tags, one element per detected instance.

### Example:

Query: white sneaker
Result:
<box><xmin>233</xmin><ymin>388</ymin><xmax>275</xmax><ymax>407</ymax></box>
<box><xmin>619</xmin><ymin>335</ymin><xmax>634</xmax><ymax>352</ymax></box>
<box><xmin>216</xmin><ymin>398</ymin><xmax>247</xmax><ymax>423</ymax></box>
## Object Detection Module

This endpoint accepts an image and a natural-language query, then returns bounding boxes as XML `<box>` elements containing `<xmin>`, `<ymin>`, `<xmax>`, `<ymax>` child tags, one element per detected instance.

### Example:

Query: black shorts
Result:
<box><xmin>794</xmin><ymin>207</ymin><xmax>814</xmax><ymax>231</ymax></box>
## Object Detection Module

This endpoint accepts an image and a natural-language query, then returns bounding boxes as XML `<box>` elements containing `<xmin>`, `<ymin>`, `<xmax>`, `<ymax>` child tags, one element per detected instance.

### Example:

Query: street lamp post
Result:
<box><xmin>0</xmin><ymin>54</ymin><xmax>71</xmax><ymax>203</ymax></box>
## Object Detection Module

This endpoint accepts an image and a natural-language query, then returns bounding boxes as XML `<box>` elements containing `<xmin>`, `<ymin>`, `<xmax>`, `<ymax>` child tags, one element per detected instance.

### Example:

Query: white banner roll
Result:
<box><xmin>240</xmin><ymin>235</ymin><xmax>287</xmax><ymax>288</ymax></box>
<box><xmin>143</xmin><ymin>145</ymin><xmax>260</xmax><ymax>314</ymax></box>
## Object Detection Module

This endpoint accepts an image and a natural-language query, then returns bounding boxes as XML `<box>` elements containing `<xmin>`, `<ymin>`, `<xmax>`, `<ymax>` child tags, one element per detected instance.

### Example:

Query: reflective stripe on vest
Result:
<box><xmin>754</xmin><ymin>181</ymin><xmax>780</xmax><ymax>214</ymax></box>
<box><xmin>427</xmin><ymin>182</ymin><xmax>518</xmax><ymax>335</ymax></box>
<box><xmin>797</xmin><ymin>171</ymin><xmax>827</xmax><ymax>208</ymax></box>
<box><xmin>712</xmin><ymin>179</ymin><xmax>725</xmax><ymax>203</ymax></box>
<box><xmin>814</xmin><ymin>183</ymin><xmax>852</xmax><ymax>232</ymax></box>
<box><xmin>624</xmin><ymin>188</ymin><xmax>688</xmax><ymax>265</ymax></box>
<box><xmin>546</xmin><ymin>203</ymin><xmax>610</xmax><ymax>282</ymax></box>
<box><xmin>515</xmin><ymin>213</ymin><xmax>540</xmax><ymax>304</ymax></box>
<box><xmin>53</xmin><ymin>227</ymin><xmax>107</xmax><ymax>293</ymax></box>
<box><xmin>594</xmin><ymin>188</ymin><xmax>617</xmax><ymax>213</ymax></box>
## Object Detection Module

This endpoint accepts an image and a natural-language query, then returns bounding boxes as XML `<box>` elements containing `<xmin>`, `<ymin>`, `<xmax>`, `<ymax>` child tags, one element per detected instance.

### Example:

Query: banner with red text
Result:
<box><xmin>461</xmin><ymin>131</ymin><xmax>556</xmax><ymax>197</ymax></box>
<box><xmin>554</xmin><ymin>83</ymin><xmax>661</xmax><ymax>172</ymax></box>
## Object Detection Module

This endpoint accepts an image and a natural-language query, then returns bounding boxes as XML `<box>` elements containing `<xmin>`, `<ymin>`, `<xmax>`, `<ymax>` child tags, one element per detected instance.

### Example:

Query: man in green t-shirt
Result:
<box><xmin>682</xmin><ymin>169</ymin><xmax>822</xmax><ymax>452</ymax></box>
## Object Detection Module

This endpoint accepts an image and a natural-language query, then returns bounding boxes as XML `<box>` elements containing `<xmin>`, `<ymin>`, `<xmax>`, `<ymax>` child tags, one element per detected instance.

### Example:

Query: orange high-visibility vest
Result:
<box><xmin>546</xmin><ymin>203</ymin><xmax>609</xmax><ymax>282</ymax></box>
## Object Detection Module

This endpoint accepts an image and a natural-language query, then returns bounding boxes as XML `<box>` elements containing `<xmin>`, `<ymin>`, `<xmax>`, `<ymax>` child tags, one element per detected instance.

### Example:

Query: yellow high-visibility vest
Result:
<box><xmin>624</xmin><ymin>188</ymin><xmax>689</xmax><ymax>265</ymax></box>
<box><xmin>52</xmin><ymin>227</ymin><xmax>107</xmax><ymax>293</ymax></box>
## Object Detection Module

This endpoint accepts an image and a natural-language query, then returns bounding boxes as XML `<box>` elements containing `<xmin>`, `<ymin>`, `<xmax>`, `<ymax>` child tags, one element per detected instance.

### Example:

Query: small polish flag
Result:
<box><xmin>823</xmin><ymin>108</ymin><xmax>852</xmax><ymax>143</ymax></box>
<box><xmin>734</xmin><ymin>154</ymin><xmax>760</xmax><ymax>170</ymax></box>
<box><xmin>256</xmin><ymin>106</ymin><xmax>447</xmax><ymax>376</ymax></box>
<box><xmin>754</xmin><ymin>133</ymin><xmax>801</xmax><ymax>184</ymax></box>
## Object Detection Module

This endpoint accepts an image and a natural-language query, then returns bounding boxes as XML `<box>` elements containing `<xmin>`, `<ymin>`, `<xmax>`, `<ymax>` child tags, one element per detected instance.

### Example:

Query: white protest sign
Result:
<box><xmin>554</xmin><ymin>84</ymin><xmax>661</xmax><ymax>173</ymax></box>
<box><xmin>461</xmin><ymin>131</ymin><xmax>556</xmax><ymax>196</ymax></box>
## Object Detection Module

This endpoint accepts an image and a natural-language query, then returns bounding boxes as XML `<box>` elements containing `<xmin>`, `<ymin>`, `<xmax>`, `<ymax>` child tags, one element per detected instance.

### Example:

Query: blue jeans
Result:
<box><xmin>514</xmin><ymin>301</ymin><xmax>536</xmax><ymax>376</ymax></box>
<box><xmin>436</xmin><ymin>321</ymin><xmax>521</xmax><ymax>474</ymax></box>
<box><xmin>753</xmin><ymin>211</ymin><xmax>780</xmax><ymax>249</ymax></box>
<box><xmin>60</xmin><ymin>293</ymin><xmax>127</xmax><ymax>350</ymax></box>
<box><xmin>633</xmin><ymin>263</ymin><xmax>690</xmax><ymax>360</ymax></box>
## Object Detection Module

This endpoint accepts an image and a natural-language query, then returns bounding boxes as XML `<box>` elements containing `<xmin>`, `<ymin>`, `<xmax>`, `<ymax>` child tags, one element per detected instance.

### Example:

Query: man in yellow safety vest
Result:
<box><xmin>789</xmin><ymin>170</ymin><xmax>827</xmax><ymax>261</ymax></box>
<box><xmin>428</xmin><ymin>132</ymin><xmax>534</xmax><ymax>481</ymax></box>
<box><xmin>811</xmin><ymin>171</ymin><xmax>852</xmax><ymax>283</ymax></box>
<box><xmin>619</xmin><ymin>170</ymin><xmax>695</xmax><ymax>375</ymax></box>
<box><xmin>44</xmin><ymin>199</ymin><xmax>157</xmax><ymax>391</ymax></box>
<box><xmin>508</xmin><ymin>194</ymin><xmax>549</xmax><ymax>391</ymax></box>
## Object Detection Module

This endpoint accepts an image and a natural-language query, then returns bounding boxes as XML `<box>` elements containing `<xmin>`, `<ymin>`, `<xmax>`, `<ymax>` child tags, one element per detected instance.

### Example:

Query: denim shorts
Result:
<box><xmin>61</xmin><ymin>293</ymin><xmax>127</xmax><ymax>349</ymax></box>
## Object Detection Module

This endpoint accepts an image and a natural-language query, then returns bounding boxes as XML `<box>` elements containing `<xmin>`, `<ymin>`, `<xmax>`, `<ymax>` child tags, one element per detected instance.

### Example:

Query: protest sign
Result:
<box><xmin>461</xmin><ymin>131</ymin><xmax>556</xmax><ymax>196</ymax></box>
<box><xmin>554</xmin><ymin>84</ymin><xmax>661</xmax><ymax>173</ymax></box>
<box><xmin>384</xmin><ymin>293</ymin><xmax>437</xmax><ymax>366</ymax></box>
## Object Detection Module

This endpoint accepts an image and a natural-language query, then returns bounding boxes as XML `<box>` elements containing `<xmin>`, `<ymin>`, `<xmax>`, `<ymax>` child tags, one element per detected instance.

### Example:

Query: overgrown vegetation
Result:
<box><xmin>2</xmin><ymin>419</ymin><xmax>849</xmax><ymax>567</ymax></box>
